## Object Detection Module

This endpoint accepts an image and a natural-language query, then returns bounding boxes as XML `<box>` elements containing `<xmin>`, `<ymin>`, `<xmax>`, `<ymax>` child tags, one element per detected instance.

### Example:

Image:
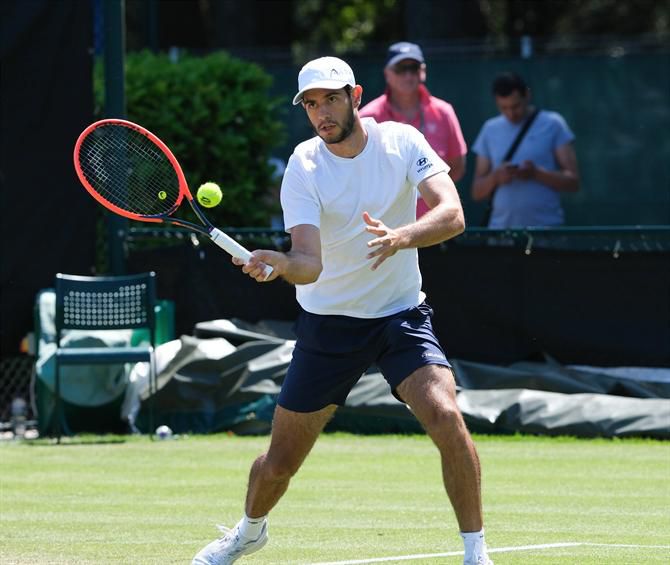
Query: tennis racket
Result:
<box><xmin>73</xmin><ymin>118</ymin><xmax>272</xmax><ymax>279</ymax></box>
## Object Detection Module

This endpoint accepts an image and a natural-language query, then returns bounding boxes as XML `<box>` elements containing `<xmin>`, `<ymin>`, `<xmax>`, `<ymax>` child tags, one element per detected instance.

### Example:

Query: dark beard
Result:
<box><xmin>316</xmin><ymin>105</ymin><xmax>355</xmax><ymax>144</ymax></box>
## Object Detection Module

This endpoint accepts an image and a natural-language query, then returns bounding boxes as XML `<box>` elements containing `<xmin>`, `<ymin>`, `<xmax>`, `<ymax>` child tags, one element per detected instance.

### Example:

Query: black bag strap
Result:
<box><xmin>480</xmin><ymin>108</ymin><xmax>540</xmax><ymax>227</ymax></box>
<box><xmin>503</xmin><ymin>107</ymin><xmax>540</xmax><ymax>162</ymax></box>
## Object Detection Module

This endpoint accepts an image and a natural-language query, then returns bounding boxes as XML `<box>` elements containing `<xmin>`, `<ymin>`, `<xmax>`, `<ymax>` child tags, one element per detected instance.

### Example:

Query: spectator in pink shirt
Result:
<box><xmin>360</xmin><ymin>42</ymin><xmax>467</xmax><ymax>217</ymax></box>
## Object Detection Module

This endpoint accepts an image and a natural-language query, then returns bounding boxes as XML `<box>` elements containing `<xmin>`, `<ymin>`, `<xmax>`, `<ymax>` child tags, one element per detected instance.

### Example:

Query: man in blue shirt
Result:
<box><xmin>471</xmin><ymin>72</ymin><xmax>580</xmax><ymax>228</ymax></box>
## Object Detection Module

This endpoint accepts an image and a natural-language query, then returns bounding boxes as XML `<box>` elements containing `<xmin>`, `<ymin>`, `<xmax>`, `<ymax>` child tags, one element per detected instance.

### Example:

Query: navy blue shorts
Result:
<box><xmin>278</xmin><ymin>302</ymin><xmax>451</xmax><ymax>413</ymax></box>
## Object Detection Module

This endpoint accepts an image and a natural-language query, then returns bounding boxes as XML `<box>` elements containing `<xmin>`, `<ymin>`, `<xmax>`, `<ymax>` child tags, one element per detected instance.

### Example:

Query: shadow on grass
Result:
<box><xmin>22</xmin><ymin>434</ymin><xmax>139</xmax><ymax>446</ymax></box>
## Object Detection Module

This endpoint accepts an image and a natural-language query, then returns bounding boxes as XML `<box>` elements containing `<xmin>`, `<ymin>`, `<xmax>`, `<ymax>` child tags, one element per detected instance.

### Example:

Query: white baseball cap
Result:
<box><xmin>292</xmin><ymin>57</ymin><xmax>356</xmax><ymax>105</ymax></box>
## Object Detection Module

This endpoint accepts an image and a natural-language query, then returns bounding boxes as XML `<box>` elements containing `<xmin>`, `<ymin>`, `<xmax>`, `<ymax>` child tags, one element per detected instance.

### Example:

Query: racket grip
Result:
<box><xmin>209</xmin><ymin>228</ymin><xmax>274</xmax><ymax>280</ymax></box>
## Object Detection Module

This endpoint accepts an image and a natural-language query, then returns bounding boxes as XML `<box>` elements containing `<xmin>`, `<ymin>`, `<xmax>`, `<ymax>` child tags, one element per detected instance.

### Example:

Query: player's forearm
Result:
<box><xmin>402</xmin><ymin>203</ymin><xmax>465</xmax><ymax>248</ymax></box>
<box><xmin>535</xmin><ymin>168</ymin><xmax>579</xmax><ymax>192</ymax></box>
<box><xmin>279</xmin><ymin>250</ymin><xmax>322</xmax><ymax>285</ymax></box>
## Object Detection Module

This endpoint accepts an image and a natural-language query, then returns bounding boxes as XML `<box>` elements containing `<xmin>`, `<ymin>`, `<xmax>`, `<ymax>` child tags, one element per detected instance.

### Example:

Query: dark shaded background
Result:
<box><xmin>1</xmin><ymin>1</ymin><xmax>97</xmax><ymax>356</ymax></box>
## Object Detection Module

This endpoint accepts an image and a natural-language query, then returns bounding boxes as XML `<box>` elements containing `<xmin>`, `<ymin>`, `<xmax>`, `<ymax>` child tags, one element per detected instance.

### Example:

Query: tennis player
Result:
<box><xmin>192</xmin><ymin>56</ymin><xmax>493</xmax><ymax>565</ymax></box>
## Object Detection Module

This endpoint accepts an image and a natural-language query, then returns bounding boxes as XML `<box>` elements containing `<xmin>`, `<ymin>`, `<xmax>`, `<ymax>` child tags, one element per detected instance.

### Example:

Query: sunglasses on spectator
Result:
<box><xmin>392</xmin><ymin>62</ymin><xmax>422</xmax><ymax>75</ymax></box>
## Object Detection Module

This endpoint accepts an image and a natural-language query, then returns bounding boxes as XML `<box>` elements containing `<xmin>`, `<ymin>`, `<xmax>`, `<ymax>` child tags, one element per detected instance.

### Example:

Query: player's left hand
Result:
<box><xmin>363</xmin><ymin>211</ymin><xmax>402</xmax><ymax>270</ymax></box>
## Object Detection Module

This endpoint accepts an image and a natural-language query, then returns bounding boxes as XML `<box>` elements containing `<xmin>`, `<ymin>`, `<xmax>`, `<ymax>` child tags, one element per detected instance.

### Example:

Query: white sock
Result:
<box><xmin>461</xmin><ymin>528</ymin><xmax>487</xmax><ymax>557</ymax></box>
<box><xmin>461</xmin><ymin>528</ymin><xmax>485</xmax><ymax>544</ymax></box>
<box><xmin>461</xmin><ymin>528</ymin><xmax>487</xmax><ymax>564</ymax></box>
<box><xmin>239</xmin><ymin>513</ymin><xmax>267</xmax><ymax>539</ymax></box>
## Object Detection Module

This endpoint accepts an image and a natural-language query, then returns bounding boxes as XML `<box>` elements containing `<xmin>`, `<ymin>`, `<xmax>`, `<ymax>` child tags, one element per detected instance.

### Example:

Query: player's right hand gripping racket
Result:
<box><xmin>73</xmin><ymin>118</ymin><xmax>273</xmax><ymax>279</ymax></box>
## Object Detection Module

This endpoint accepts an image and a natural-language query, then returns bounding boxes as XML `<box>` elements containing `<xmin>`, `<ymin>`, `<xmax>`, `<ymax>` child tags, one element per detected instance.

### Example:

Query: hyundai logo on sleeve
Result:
<box><xmin>416</xmin><ymin>156</ymin><xmax>433</xmax><ymax>173</ymax></box>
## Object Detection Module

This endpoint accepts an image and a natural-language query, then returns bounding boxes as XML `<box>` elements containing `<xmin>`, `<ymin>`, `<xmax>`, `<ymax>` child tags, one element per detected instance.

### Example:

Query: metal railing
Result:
<box><xmin>126</xmin><ymin>225</ymin><xmax>670</xmax><ymax>257</ymax></box>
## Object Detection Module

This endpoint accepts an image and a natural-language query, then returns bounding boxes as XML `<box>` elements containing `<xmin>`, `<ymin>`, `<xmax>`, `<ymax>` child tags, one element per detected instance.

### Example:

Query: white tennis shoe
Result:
<box><xmin>464</xmin><ymin>556</ymin><xmax>494</xmax><ymax>565</ymax></box>
<box><xmin>192</xmin><ymin>520</ymin><xmax>268</xmax><ymax>565</ymax></box>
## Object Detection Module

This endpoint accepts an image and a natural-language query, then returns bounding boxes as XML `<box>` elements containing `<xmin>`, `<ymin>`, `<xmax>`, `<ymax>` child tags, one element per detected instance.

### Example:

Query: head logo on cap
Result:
<box><xmin>293</xmin><ymin>57</ymin><xmax>356</xmax><ymax>105</ymax></box>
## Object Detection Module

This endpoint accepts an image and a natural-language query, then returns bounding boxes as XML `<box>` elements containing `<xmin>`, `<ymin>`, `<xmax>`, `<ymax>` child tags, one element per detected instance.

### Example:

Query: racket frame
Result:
<box><xmin>73</xmin><ymin>118</ymin><xmax>272</xmax><ymax>277</ymax></box>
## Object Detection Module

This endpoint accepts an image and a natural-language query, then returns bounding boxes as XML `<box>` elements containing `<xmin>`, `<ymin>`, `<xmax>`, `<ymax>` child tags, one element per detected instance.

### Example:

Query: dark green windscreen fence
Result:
<box><xmin>268</xmin><ymin>51</ymin><xmax>670</xmax><ymax>227</ymax></box>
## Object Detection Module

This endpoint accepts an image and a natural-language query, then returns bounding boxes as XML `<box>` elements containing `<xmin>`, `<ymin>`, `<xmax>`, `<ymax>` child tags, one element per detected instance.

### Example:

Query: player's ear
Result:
<box><xmin>352</xmin><ymin>85</ymin><xmax>364</xmax><ymax>108</ymax></box>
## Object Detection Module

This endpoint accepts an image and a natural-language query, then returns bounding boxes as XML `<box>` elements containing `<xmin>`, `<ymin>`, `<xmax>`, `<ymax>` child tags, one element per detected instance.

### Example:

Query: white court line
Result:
<box><xmin>311</xmin><ymin>542</ymin><xmax>670</xmax><ymax>565</ymax></box>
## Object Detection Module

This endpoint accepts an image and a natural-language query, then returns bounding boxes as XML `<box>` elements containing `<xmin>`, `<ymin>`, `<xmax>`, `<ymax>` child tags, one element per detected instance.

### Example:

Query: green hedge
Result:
<box><xmin>94</xmin><ymin>50</ymin><xmax>286</xmax><ymax>228</ymax></box>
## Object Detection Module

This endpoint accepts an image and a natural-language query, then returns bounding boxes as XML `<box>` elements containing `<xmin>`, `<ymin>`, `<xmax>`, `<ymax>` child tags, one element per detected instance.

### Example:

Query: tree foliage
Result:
<box><xmin>479</xmin><ymin>0</ymin><xmax>670</xmax><ymax>39</ymax></box>
<box><xmin>94</xmin><ymin>50</ymin><xmax>286</xmax><ymax>228</ymax></box>
<box><xmin>290</xmin><ymin>0</ymin><xmax>669</xmax><ymax>56</ymax></box>
<box><xmin>126</xmin><ymin>1</ymin><xmax>669</xmax><ymax>60</ymax></box>
<box><xmin>292</xmin><ymin>0</ymin><xmax>400</xmax><ymax>58</ymax></box>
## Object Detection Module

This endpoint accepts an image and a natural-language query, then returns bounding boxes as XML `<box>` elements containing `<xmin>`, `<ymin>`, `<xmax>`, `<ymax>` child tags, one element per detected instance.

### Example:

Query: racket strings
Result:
<box><xmin>78</xmin><ymin>124</ymin><xmax>180</xmax><ymax>216</ymax></box>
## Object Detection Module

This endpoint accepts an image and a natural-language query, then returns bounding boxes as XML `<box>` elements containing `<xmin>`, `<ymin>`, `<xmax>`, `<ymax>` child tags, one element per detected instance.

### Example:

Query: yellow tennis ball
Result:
<box><xmin>158</xmin><ymin>190</ymin><xmax>167</xmax><ymax>200</ymax></box>
<box><xmin>196</xmin><ymin>182</ymin><xmax>222</xmax><ymax>208</ymax></box>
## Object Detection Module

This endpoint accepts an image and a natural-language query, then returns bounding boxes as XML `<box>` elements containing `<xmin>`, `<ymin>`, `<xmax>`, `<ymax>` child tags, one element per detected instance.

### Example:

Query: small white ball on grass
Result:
<box><xmin>155</xmin><ymin>425</ymin><xmax>173</xmax><ymax>440</ymax></box>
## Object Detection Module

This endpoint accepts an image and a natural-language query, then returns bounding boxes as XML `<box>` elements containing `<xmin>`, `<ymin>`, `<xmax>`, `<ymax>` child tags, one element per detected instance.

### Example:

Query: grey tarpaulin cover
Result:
<box><xmin>450</xmin><ymin>358</ymin><xmax>669</xmax><ymax>438</ymax></box>
<box><xmin>132</xmin><ymin>334</ymin><xmax>289</xmax><ymax>434</ymax></box>
<box><xmin>142</xmin><ymin>320</ymin><xmax>669</xmax><ymax>438</ymax></box>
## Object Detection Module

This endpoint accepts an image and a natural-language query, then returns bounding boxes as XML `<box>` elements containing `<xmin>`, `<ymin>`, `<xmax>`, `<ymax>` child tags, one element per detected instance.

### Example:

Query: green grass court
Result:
<box><xmin>1</xmin><ymin>433</ymin><xmax>669</xmax><ymax>564</ymax></box>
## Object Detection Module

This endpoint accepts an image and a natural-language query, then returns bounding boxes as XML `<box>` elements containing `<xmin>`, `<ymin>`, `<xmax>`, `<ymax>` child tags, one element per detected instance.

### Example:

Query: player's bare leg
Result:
<box><xmin>396</xmin><ymin>365</ymin><xmax>483</xmax><ymax>532</ymax></box>
<box><xmin>192</xmin><ymin>404</ymin><xmax>337</xmax><ymax>564</ymax></box>
<box><xmin>246</xmin><ymin>404</ymin><xmax>338</xmax><ymax>517</ymax></box>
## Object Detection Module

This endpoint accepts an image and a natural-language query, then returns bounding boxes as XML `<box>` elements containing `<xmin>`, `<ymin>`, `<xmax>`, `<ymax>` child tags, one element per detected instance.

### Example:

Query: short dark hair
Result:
<box><xmin>492</xmin><ymin>72</ymin><xmax>528</xmax><ymax>97</ymax></box>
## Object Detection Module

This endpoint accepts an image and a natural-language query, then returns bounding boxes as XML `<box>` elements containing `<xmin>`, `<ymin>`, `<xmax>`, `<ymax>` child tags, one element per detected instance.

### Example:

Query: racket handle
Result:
<box><xmin>209</xmin><ymin>228</ymin><xmax>274</xmax><ymax>280</ymax></box>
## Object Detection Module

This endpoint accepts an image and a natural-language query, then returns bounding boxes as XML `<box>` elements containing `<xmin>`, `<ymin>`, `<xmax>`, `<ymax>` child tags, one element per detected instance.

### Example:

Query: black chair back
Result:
<box><xmin>55</xmin><ymin>272</ymin><xmax>156</xmax><ymax>345</ymax></box>
<box><xmin>52</xmin><ymin>272</ymin><xmax>157</xmax><ymax>440</ymax></box>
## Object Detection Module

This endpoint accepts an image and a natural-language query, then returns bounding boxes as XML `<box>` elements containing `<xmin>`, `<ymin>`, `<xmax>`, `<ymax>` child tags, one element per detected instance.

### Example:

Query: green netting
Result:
<box><xmin>268</xmin><ymin>51</ymin><xmax>670</xmax><ymax>227</ymax></box>
<box><xmin>126</xmin><ymin>226</ymin><xmax>670</xmax><ymax>254</ymax></box>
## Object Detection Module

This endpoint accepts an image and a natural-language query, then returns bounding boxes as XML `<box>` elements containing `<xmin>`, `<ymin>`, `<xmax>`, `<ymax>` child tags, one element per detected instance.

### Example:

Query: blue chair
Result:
<box><xmin>53</xmin><ymin>272</ymin><xmax>157</xmax><ymax>441</ymax></box>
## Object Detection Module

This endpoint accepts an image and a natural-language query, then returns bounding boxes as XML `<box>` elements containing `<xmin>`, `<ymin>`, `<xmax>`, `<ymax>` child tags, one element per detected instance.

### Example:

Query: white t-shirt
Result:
<box><xmin>281</xmin><ymin>117</ymin><xmax>448</xmax><ymax>318</ymax></box>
